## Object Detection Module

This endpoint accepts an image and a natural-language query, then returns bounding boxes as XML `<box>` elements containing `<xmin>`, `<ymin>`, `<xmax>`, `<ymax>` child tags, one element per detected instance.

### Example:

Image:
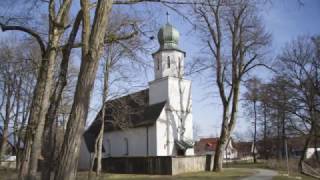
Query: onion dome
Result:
<box><xmin>157</xmin><ymin>23</ymin><xmax>180</xmax><ymax>50</ymax></box>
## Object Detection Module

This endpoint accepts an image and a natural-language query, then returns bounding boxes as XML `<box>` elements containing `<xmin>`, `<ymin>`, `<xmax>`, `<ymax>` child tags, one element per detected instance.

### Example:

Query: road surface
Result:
<box><xmin>241</xmin><ymin>168</ymin><xmax>278</xmax><ymax>180</ymax></box>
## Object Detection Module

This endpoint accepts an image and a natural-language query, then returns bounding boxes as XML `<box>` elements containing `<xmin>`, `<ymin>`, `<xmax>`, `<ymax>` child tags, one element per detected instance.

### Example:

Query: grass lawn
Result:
<box><xmin>76</xmin><ymin>168</ymin><xmax>254</xmax><ymax>180</ymax></box>
<box><xmin>225</xmin><ymin>162</ymin><xmax>318</xmax><ymax>180</ymax></box>
<box><xmin>0</xmin><ymin>168</ymin><xmax>254</xmax><ymax>180</ymax></box>
<box><xmin>273</xmin><ymin>171</ymin><xmax>318</xmax><ymax>180</ymax></box>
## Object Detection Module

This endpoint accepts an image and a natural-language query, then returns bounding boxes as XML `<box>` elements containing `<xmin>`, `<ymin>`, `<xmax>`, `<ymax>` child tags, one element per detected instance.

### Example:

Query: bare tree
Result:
<box><xmin>1</xmin><ymin>1</ymin><xmax>74</xmax><ymax>179</ymax></box>
<box><xmin>193</xmin><ymin>0</ymin><xmax>271</xmax><ymax>171</ymax></box>
<box><xmin>243</xmin><ymin>77</ymin><xmax>262</xmax><ymax>163</ymax></box>
<box><xmin>277</xmin><ymin>36</ymin><xmax>320</xmax><ymax>171</ymax></box>
<box><xmin>0</xmin><ymin>37</ymin><xmax>39</xmax><ymax>171</ymax></box>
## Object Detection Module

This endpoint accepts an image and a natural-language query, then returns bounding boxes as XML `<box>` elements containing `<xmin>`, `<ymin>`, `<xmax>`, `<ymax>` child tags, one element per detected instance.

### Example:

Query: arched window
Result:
<box><xmin>157</xmin><ymin>59</ymin><xmax>160</xmax><ymax>70</ymax></box>
<box><xmin>167</xmin><ymin>56</ymin><xmax>170</xmax><ymax>68</ymax></box>
<box><xmin>124</xmin><ymin>138</ymin><xmax>129</xmax><ymax>155</ymax></box>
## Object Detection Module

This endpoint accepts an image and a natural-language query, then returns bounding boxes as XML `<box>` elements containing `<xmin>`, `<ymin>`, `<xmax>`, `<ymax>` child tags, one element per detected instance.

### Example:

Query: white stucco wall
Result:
<box><xmin>150</xmin><ymin>77</ymin><xmax>194</xmax><ymax>156</ymax></box>
<box><xmin>306</xmin><ymin>147</ymin><xmax>320</xmax><ymax>159</ymax></box>
<box><xmin>103</xmin><ymin>124</ymin><xmax>157</xmax><ymax>157</ymax></box>
<box><xmin>153</xmin><ymin>50</ymin><xmax>185</xmax><ymax>79</ymax></box>
<box><xmin>78</xmin><ymin>137</ymin><xmax>91</xmax><ymax>170</ymax></box>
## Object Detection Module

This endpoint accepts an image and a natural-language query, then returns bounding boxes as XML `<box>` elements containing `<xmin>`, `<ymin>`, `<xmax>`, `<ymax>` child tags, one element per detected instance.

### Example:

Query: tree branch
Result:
<box><xmin>0</xmin><ymin>23</ymin><xmax>46</xmax><ymax>57</ymax></box>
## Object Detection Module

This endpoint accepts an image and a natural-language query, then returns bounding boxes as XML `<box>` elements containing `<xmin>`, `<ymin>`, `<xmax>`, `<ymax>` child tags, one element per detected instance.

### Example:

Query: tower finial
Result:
<box><xmin>166</xmin><ymin>11</ymin><xmax>170</xmax><ymax>24</ymax></box>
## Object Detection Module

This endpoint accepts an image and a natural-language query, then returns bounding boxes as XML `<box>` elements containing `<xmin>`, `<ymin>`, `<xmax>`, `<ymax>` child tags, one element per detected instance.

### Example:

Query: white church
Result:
<box><xmin>79</xmin><ymin>22</ymin><xmax>194</xmax><ymax>169</ymax></box>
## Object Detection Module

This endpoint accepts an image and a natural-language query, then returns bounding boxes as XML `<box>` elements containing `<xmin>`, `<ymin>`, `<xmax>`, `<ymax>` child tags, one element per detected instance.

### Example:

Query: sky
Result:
<box><xmin>0</xmin><ymin>0</ymin><xmax>320</xmax><ymax>140</ymax></box>
<box><xmin>154</xmin><ymin>0</ymin><xmax>320</xmax><ymax>139</ymax></box>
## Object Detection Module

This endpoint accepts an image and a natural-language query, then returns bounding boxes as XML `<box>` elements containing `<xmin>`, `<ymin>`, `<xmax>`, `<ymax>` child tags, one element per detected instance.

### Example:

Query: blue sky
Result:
<box><xmin>1</xmin><ymin>0</ymin><xmax>319</xmax><ymax>140</ymax></box>
<box><xmin>152</xmin><ymin>0</ymin><xmax>320</xmax><ymax>138</ymax></box>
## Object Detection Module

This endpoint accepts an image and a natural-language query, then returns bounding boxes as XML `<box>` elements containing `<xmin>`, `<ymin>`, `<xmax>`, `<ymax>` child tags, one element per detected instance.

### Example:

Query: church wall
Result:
<box><xmin>103</xmin><ymin>124</ymin><xmax>157</xmax><ymax>157</ymax></box>
<box><xmin>156</xmin><ymin>104</ymin><xmax>194</xmax><ymax>156</ymax></box>
<box><xmin>78</xmin><ymin>137</ymin><xmax>91</xmax><ymax>170</ymax></box>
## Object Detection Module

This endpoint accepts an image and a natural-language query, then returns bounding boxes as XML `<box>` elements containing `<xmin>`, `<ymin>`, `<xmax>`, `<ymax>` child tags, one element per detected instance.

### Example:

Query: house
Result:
<box><xmin>194</xmin><ymin>138</ymin><xmax>238</xmax><ymax>160</ymax></box>
<box><xmin>79</xmin><ymin>22</ymin><xmax>194</xmax><ymax>170</ymax></box>
<box><xmin>234</xmin><ymin>142</ymin><xmax>258</xmax><ymax>161</ymax></box>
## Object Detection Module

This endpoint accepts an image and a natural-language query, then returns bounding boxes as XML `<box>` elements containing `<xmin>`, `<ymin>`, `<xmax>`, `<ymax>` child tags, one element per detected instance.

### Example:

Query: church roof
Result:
<box><xmin>85</xmin><ymin>89</ymin><xmax>166</xmax><ymax>136</ymax></box>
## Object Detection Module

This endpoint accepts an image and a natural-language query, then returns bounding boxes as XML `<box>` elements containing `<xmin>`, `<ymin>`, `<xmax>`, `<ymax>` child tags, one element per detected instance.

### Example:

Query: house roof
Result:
<box><xmin>194</xmin><ymin>138</ymin><xmax>219</xmax><ymax>154</ymax></box>
<box><xmin>234</xmin><ymin>142</ymin><xmax>253</xmax><ymax>155</ymax></box>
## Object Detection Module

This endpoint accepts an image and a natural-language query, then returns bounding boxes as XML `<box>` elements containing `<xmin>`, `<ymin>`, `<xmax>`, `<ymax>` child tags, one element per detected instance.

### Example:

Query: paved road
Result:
<box><xmin>241</xmin><ymin>169</ymin><xmax>278</xmax><ymax>180</ymax></box>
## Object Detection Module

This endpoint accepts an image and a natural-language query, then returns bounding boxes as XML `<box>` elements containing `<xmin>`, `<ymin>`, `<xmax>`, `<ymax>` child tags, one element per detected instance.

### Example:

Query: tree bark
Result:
<box><xmin>96</xmin><ymin>51</ymin><xmax>110</xmax><ymax>177</ymax></box>
<box><xmin>18</xmin><ymin>1</ymin><xmax>72</xmax><ymax>179</ymax></box>
<box><xmin>0</xmin><ymin>81</ymin><xmax>13</xmax><ymax>161</ymax></box>
<box><xmin>41</xmin><ymin>10</ymin><xmax>82</xmax><ymax>180</ymax></box>
<box><xmin>213</xmin><ymin>79</ymin><xmax>241</xmax><ymax>171</ymax></box>
<box><xmin>263</xmin><ymin>104</ymin><xmax>268</xmax><ymax>159</ymax></box>
<box><xmin>253</xmin><ymin>100</ymin><xmax>257</xmax><ymax>163</ymax></box>
<box><xmin>54</xmin><ymin>1</ymin><xmax>112</xmax><ymax>179</ymax></box>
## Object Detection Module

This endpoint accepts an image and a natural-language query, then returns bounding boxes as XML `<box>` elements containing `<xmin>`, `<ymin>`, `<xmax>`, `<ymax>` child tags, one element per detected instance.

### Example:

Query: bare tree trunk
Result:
<box><xmin>299</xmin><ymin>126</ymin><xmax>314</xmax><ymax>172</ymax></box>
<box><xmin>41</xmin><ymin>10</ymin><xmax>82</xmax><ymax>180</ymax></box>
<box><xmin>263</xmin><ymin>104</ymin><xmax>268</xmax><ymax>160</ymax></box>
<box><xmin>214</xmin><ymin>83</ymin><xmax>240</xmax><ymax>171</ymax></box>
<box><xmin>96</xmin><ymin>52</ymin><xmax>110</xmax><ymax>177</ymax></box>
<box><xmin>281</xmin><ymin>112</ymin><xmax>286</xmax><ymax>159</ymax></box>
<box><xmin>253</xmin><ymin>100</ymin><xmax>257</xmax><ymax>163</ymax></box>
<box><xmin>16</xmin><ymin>97</ymin><xmax>30</xmax><ymax>170</ymax></box>
<box><xmin>18</xmin><ymin>1</ymin><xmax>72</xmax><ymax>179</ymax></box>
<box><xmin>14</xmin><ymin>78</ymin><xmax>22</xmax><ymax>169</ymax></box>
<box><xmin>0</xmin><ymin>82</ymin><xmax>13</xmax><ymax>160</ymax></box>
<box><xmin>54</xmin><ymin>1</ymin><xmax>112</xmax><ymax>179</ymax></box>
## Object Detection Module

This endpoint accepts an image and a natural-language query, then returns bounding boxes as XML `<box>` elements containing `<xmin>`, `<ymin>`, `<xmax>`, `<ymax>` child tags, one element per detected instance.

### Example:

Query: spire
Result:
<box><xmin>166</xmin><ymin>11</ymin><xmax>170</xmax><ymax>24</ymax></box>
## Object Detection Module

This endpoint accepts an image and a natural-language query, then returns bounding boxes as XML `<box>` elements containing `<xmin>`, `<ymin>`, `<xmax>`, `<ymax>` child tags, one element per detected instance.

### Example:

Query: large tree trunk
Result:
<box><xmin>41</xmin><ymin>10</ymin><xmax>82</xmax><ymax>180</ymax></box>
<box><xmin>53</xmin><ymin>54</ymin><xmax>105</xmax><ymax>180</ymax></box>
<box><xmin>213</xmin><ymin>83</ymin><xmax>240</xmax><ymax>172</ymax></box>
<box><xmin>213</xmin><ymin>113</ymin><xmax>229</xmax><ymax>172</ymax></box>
<box><xmin>19</xmin><ymin>2</ymin><xmax>72</xmax><ymax>179</ymax></box>
<box><xmin>54</xmin><ymin>1</ymin><xmax>112</xmax><ymax>179</ymax></box>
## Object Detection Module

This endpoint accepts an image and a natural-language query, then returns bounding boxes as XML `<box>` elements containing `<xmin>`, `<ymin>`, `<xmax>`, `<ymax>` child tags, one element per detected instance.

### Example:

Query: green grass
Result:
<box><xmin>77</xmin><ymin>168</ymin><xmax>254</xmax><ymax>180</ymax></box>
<box><xmin>0</xmin><ymin>168</ymin><xmax>254</xmax><ymax>180</ymax></box>
<box><xmin>273</xmin><ymin>171</ymin><xmax>318</xmax><ymax>180</ymax></box>
<box><xmin>224</xmin><ymin>161</ymin><xmax>318</xmax><ymax>180</ymax></box>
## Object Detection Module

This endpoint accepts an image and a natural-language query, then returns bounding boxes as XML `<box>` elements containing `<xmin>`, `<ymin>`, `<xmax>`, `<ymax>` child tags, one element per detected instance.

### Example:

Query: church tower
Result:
<box><xmin>152</xmin><ymin>23</ymin><xmax>186</xmax><ymax>79</ymax></box>
<box><xmin>149</xmin><ymin>21</ymin><xmax>194</xmax><ymax>156</ymax></box>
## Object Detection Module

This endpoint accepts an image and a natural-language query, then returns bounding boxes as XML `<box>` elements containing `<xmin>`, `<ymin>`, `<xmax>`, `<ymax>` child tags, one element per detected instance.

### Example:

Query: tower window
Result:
<box><xmin>157</xmin><ymin>59</ymin><xmax>160</xmax><ymax>70</ymax></box>
<box><xmin>167</xmin><ymin>56</ymin><xmax>170</xmax><ymax>68</ymax></box>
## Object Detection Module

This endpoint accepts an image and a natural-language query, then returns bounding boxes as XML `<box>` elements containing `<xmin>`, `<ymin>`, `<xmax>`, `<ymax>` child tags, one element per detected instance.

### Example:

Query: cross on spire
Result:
<box><xmin>166</xmin><ymin>11</ymin><xmax>170</xmax><ymax>24</ymax></box>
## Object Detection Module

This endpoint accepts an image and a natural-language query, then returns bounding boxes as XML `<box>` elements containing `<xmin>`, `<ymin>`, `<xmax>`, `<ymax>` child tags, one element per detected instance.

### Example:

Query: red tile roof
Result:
<box><xmin>194</xmin><ymin>138</ymin><xmax>219</xmax><ymax>154</ymax></box>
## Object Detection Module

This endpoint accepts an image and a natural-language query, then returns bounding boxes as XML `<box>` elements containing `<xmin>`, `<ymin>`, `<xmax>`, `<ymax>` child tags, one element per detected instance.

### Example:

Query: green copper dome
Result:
<box><xmin>157</xmin><ymin>23</ymin><xmax>180</xmax><ymax>50</ymax></box>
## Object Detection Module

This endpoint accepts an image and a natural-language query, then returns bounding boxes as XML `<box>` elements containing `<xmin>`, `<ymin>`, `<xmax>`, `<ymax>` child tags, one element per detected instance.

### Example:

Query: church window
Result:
<box><xmin>167</xmin><ymin>56</ymin><xmax>170</xmax><ymax>68</ymax></box>
<box><xmin>157</xmin><ymin>59</ymin><xmax>160</xmax><ymax>70</ymax></box>
<box><xmin>124</xmin><ymin>138</ymin><xmax>129</xmax><ymax>155</ymax></box>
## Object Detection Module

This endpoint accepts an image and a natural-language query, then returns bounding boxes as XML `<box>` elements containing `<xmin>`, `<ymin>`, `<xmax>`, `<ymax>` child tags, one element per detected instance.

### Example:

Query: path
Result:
<box><xmin>241</xmin><ymin>168</ymin><xmax>278</xmax><ymax>180</ymax></box>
